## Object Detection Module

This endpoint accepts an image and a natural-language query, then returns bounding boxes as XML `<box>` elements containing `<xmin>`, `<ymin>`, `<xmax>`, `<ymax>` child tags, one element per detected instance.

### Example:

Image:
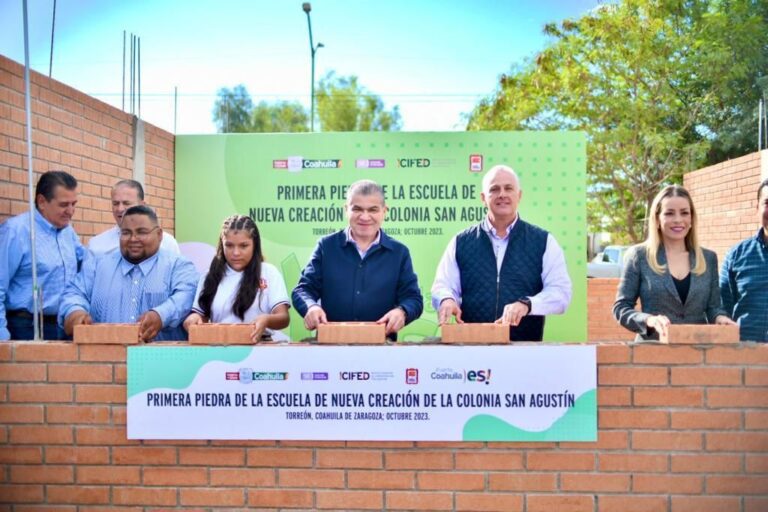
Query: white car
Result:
<box><xmin>587</xmin><ymin>245</ymin><xmax>629</xmax><ymax>278</ymax></box>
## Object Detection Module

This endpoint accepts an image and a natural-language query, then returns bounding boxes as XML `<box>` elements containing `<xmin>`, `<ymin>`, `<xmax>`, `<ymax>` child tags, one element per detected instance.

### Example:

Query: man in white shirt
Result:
<box><xmin>88</xmin><ymin>180</ymin><xmax>180</xmax><ymax>256</ymax></box>
<box><xmin>431</xmin><ymin>165</ymin><xmax>572</xmax><ymax>341</ymax></box>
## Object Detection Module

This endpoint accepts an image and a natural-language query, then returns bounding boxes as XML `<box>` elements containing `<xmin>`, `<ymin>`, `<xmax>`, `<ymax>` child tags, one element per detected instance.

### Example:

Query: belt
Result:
<box><xmin>6</xmin><ymin>310</ymin><xmax>59</xmax><ymax>324</ymax></box>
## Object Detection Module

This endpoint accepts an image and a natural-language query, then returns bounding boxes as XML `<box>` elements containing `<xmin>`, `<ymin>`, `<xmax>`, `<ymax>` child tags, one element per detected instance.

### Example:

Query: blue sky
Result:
<box><xmin>1</xmin><ymin>0</ymin><xmax>602</xmax><ymax>133</ymax></box>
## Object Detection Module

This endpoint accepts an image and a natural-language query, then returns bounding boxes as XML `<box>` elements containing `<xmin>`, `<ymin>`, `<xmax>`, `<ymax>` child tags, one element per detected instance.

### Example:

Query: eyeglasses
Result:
<box><xmin>119</xmin><ymin>227</ymin><xmax>159</xmax><ymax>240</ymax></box>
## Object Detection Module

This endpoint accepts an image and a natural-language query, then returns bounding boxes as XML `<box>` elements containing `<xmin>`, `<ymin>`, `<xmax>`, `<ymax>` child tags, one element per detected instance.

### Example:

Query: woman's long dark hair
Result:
<box><xmin>198</xmin><ymin>215</ymin><xmax>263</xmax><ymax>321</ymax></box>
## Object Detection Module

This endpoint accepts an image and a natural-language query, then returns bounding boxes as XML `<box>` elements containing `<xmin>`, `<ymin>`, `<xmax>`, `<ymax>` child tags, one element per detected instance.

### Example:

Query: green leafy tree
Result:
<box><xmin>316</xmin><ymin>72</ymin><xmax>402</xmax><ymax>132</ymax></box>
<box><xmin>468</xmin><ymin>0</ymin><xmax>767</xmax><ymax>242</ymax></box>
<box><xmin>251</xmin><ymin>101</ymin><xmax>309</xmax><ymax>133</ymax></box>
<box><xmin>213</xmin><ymin>84</ymin><xmax>254</xmax><ymax>133</ymax></box>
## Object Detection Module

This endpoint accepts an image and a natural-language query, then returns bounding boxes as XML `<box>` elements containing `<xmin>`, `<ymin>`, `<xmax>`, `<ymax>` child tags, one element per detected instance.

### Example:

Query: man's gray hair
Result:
<box><xmin>346</xmin><ymin>179</ymin><xmax>386</xmax><ymax>205</ymax></box>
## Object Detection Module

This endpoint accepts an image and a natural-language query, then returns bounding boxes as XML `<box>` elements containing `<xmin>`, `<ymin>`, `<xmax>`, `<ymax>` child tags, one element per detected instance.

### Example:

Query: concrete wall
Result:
<box><xmin>0</xmin><ymin>341</ymin><xmax>766</xmax><ymax>511</ymax></box>
<box><xmin>0</xmin><ymin>55</ymin><xmax>176</xmax><ymax>241</ymax></box>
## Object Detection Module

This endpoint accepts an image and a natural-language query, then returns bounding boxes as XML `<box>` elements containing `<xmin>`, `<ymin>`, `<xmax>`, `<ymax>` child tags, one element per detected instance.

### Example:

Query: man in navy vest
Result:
<box><xmin>292</xmin><ymin>179</ymin><xmax>423</xmax><ymax>340</ymax></box>
<box><xmin>431</xmin><ymin>165</ymin><xmax>572</xmax><ymax>341</ymax></box>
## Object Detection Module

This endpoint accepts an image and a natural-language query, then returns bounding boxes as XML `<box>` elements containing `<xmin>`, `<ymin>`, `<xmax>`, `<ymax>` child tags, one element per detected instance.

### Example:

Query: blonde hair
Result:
<box><xmin>644</xmin><ymin>185</ymin><xmax>706</xmax><ymax>275</ymax></box>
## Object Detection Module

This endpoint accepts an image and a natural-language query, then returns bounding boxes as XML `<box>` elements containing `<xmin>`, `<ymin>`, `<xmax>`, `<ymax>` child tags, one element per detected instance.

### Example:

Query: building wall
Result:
<box><xmin>0</xmin><ymin>341</ymin><xmax>766</xmax><ymax>511</ymax></box>
<box><xmin>0</xmin><ymin>55</ymin><xmax>176</xmax><ymax>241</ymax></box>
<box><xmin>587</xmin><ymin>278</ymin><xmax>635</xmax><ymax>342</ymax></box>
<box><xmin>683</xmin><ymin>151</ymin><xmax>764</xmax><ymax>263</ymax></box>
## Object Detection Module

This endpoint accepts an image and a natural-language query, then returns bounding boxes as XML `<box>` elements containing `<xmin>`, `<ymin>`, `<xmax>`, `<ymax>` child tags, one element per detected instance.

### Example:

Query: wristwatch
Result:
<box><xmin>516</xmin><ymin>298</ymin><xmax>532</xmax><ymax>315</ymax></box>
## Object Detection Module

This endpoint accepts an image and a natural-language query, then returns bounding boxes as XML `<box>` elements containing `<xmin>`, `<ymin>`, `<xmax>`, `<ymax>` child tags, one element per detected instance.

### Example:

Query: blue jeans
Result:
<box><xmin>7</xmin><ymin>315</ymin><xmax>66</xmax><ymax>341</ymax></box>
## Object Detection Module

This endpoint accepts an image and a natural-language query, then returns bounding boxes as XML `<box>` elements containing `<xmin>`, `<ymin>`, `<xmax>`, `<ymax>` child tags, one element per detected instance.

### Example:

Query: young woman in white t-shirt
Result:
<box><xmin>183</xmin><ymin>215</ymin><xmax>290</xmax><ymax>341</ymax></box>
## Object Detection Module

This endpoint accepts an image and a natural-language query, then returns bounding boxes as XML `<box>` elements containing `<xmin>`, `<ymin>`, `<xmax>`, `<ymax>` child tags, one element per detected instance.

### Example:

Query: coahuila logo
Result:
<box><xmin>430</xmin><ymin>368</ymin><xmax>492</xmax><ymax>385</ymax></box>
<box><xmin>273</xmin><ymin>157</ymin><xmax>343</xmax><ymax>172</ymax></box>
<box><xmin>225</xmin><ymin>369</ymin><xmax>288</xmax><ymax>383</ymax></box>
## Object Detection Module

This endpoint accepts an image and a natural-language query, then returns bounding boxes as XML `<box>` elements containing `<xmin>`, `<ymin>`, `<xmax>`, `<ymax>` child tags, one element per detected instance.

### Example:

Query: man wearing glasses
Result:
<box><xmin>59</xmin><ymin>205</ymin><xmax>197</xmax><ymax>342</ymax></box>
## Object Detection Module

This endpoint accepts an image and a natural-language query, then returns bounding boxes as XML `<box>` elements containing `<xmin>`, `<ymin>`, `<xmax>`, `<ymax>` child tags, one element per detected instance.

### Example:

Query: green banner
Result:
<box><xmin>175</xmin><ymin>132</ymin><xmax>586</xmax><ymax>342</ymax></box>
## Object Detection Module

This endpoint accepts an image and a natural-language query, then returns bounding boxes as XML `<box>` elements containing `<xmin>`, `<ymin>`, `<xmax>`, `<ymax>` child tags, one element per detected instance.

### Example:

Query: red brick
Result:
<box><xmin>277</xmin><ymin>468</ymin><xmax>343</xmax><ymax>488</ymax></box>
<box><xmin>9</xmin><ymin>425</ymin><xmax>72</xmax><ymax>444</ymax></box>
<box><xmin>599</xmin><ymin>409</ymin><xmax>668</xmax><ymax>428</ymax></box>
<box><xmin>0</xmin><ymin>363</ymin><xmax>46</xmax><ymax>381</ymax></box>
<box><xmin>670</xmin><ymin>410</ymin><xmax>741</xmax><ymax>430</ymax></box>
<box><xmin>455</xmin><ymin>451</ymin><xmax>523</xmax><ymax>470</ymax></box>
<box><xmin>209</xmin><ymin>467</ymin><xmax>274</xmax><ymax>487</ymax></box>
<box><xmin>561</xmin><ymin>430</ymin><xmax>629</xmax><ymax>450</ymax></box>
<box><xmin>417</xmin><ymin>472</ymin><xmax>484</xmax><ymax>491</ymax></box>
<box><xmin>633</xmin><ymin>345</ymin><xmax>703</xmax><ymax>364</ymax></box>
<box><xmin>75</xmin><ymin>426</ymin><xmax>136</xmax><ymax>445</ymax></box>
<box><xmin>527</xmin><ymin>452</ymin><xmax>595</xmax><ymax>471</ymax></box>
<box><xmin>385</xmin><ymin>491</ymin><xmax>452</xmax><ymax>511</ymax></box>
<box><xmin>707</xmin><ymin>432</ymin><xmax>768</xmax><ymax>452</ymax></box>
<box><xmin>10</xmin><ymin>465</ymin><xmax>73</xmax><ymax>484</ymax></box>
<box><xmin>0</xmin><ymin>404</ymin><xmax>43</xmax><ymax>423</ymax></box>
<box><xmin>632</xmin><ymin>431</ymin><xmax>702</xmax><ymax>451</ymax></box>
<box><xmin>316</xmin><ymin>490</ymin><xmax>383</xmax><ymax>510</ymax></box>
<box><xmin>48</xmin><ymin>364</ymin><xmax>113</xmax><ymax>382</ymax></box>
<box><xmin>746</xmin><ymin>497</ymin><xmax>768</xmax><ymax>512</ymax></box>
<box><xmin>9</xmin><ymin>384</ymin><xmax>73</xmax><ymax>403</ymax></box>
<box><xmin>178</xmin><ymin>446</ymin><xmax>244</xmax><ymax>466</ymax></box>
<box><xmin>528</xmin><ymin>495</ymin><xmax>594</xmax><ymax>512</ymax></box>
<box><xmin>670</xmin><ymin>496</ymin><xmax>741</xmax><ymax>512</ymax></box>
<box><xmin>73</xmin><ymin>324</ymin><xmax>139</xmax><ymax>344</ymax></box>
<box><xmin>598</xmin><ymin>495</ymin><xmax>668</xmax><ymax>512</ymax></box>
<box><xmin>488</xmin><ymin>473</ymin><xmax>557</xmax><ymax>491</ymax></box>
<box><xmin>671</xmin><ymin>366</ymin><xmax>742</xmax><ymax>385</ymax></box>
<box><xmin>0</xmin><ymin>484</ymin><xmax>44</xmax><ymax>503</ymax></box>
<box><xmin>179</xmin><ymin>488</ymin><xmax>245</xmax><ymax>506</ymax></box>
<box><xmin>633</xmin><ymin>474</ymin><xmax>703</xmax><ymax>493</ymax></box>
<box><xmin>706</xmin><ymin>345</ymin><xmax>768</xmax><ymax>364</ymax></box>
<box><xmin>385</xmin><ymin>451</ymin><xmax>451</xmax><ymax>470</ymax></box>
<box><xmin>45</xmin><ymin>446</ymin><xmax>109</xmax><ymax>464</ymax></box>
<box><xmin>707</xmin><ymin>475</ymin><xmax>768</xmax><ymax>494</ymax></box>
<box><xmin>347</xmin><ymin>470</ymin><xmax>414</xmax><ymax>490</ymax></box>
<box><xmin>247</xmin><ymin>489</ymin><xmax>313</xmax><ymax>508</ymax></box>
<box><xmin>313</xmin><ymin>449</ymin><xmax>382</xmax><ymax>469</ymax></box>
<box><xmin>599</xmin><ymin>454</ymin><xmax>668</xmax><ymax>472</ymax></box>
<box><xmin>76</xmin><ymin>465</ymin><xmax>140</xmax><ymax>485</ymax></box>
<box><xmin>746</xmin><ymin>367</ymin><xmax>768</xmax><ymax>385</ymax></box>
<box><xmin>0</xmin><ymin>446</ymin><xmax>42</xmax><ymax>464</ymax></box>
<box><xmin>247</xmin><ymin>448</ymin><xmax>312</xmax><ymax>467</ymax></box>
<box><xmin>661</xmin><ymin>324</ymin><xmax>739</xmax><ymax>344</ymax></box>
<box><xmin>599</xmin><ymin>366</ymin><xmax>668</xmax><ymax>385</ymax></box>
<box><xmin>560</xmin><ymin>473</ymin><xmax>630</xmax><ymax>492</ymax></box>
<box><xmin>455</xmin><ymin>493</ymin><xmax>523</xmax><ymax>512</ymax></box>
<box><xmin>46</xmin><ymin>486</ymin><xmax>110</xmax><ymax>504</ymax></box>
<box><xmin>75</xmin><ymin>384</ymin><xmax>125</xmax><ymax>403</ymax></box>
<box><xmin>113</xmin><ymin>446</ymin><xmax>176</xmax><ymax>465</ymax></box>
<box><xmin>634</xmin><ymin>386</ymin><xmax>703</xmax><ymax>406</ymax></box>
<box><xmin>597</xmin><ymin>388</ymin><xmax>632</xmax><ymax>408</ymax></box>
<box><xmin>77</xmin><ymin>344</ymin><xmax>127</xmax><ymax>362</ymax></box>
<box><xmin>707</xmin><ymin>387</ymin><xmax>768</xmax><ymax>407</ymax></box>
<box><xmin>746</xmin><ymin>411</ymin><xmax>768</xmax><ymax>430</ymax></box>
<box><xmin>671</xmin><ymin>454</ymin><xmax>742</xmax><ymax>473</ymax></box>
<box><xmin>112</xmin><ymin>486</ymin><xmax>177</xmax><ymax>505</ymax></box>
<box><xmin>14</xmin><ymin>343</ymin><xmax>77</xmax><ymax>362</ymax></box>
<box><xmin>746</xmin><ymin>454</ymin><xmax>768</xmax><ymax>473</ymax></box>
<box><xmin>143</xmin><ymin>467</ymin><xmax>208</xmax><ymax>486</ymax></box>
<box><xmin>596</xmin><ymin>345</ymin><xmax>631</xmax><ymax>363</ymax></box>
<box><xmin>46</xmin><ymin>405</ymin><xmax>110</xmax><ymax>424</ymax></box>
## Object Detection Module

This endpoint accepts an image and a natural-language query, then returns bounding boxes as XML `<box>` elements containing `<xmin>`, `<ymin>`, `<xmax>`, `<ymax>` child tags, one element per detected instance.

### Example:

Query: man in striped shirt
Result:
<box><xmin>720</xmin><ymin>179</ymin><xmax>768</xmax><ymax>342</ymax></box>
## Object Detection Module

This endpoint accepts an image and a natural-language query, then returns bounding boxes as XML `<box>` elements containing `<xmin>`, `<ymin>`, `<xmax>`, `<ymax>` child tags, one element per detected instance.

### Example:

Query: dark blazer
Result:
<box><xmin>612</xmin><ymin>244</ymin><xmax>727</xmax><ymax>341</ymax></box>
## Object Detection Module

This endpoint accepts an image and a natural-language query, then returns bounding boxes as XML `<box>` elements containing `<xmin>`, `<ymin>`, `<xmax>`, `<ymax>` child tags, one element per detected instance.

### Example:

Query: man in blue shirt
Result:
<box><xmin>59</xmin><ymin>205</ymin><xmax>198</xmax><ymax>342</ymax></box>
<box><xmin>292</xmin><ymin>179</ymin><xmax>423</xmax><ymax>339</ymax></box>
<box><xmin>720</xmin><ymin>178</ymin><xmax>768</xmax><ymax>342</ymax></box>
<box><xmin>0</xmin><ymin>171</ymin><xmax>84</xmax><ymax>340</ymax></box>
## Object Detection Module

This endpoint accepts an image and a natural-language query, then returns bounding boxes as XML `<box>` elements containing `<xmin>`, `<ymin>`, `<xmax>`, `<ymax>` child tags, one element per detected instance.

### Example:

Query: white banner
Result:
<box><xmin>127</xmin><ymin>345</ymin><xmax>596</xmax><ymax>441</ymax></box>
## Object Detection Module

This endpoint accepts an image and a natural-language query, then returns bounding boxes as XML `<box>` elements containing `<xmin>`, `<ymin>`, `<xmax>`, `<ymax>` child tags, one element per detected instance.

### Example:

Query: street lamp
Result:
<box><xmin>302</xmin><ymin>2</ymin><xmax>323</xmax><ymax>131</ymax></box>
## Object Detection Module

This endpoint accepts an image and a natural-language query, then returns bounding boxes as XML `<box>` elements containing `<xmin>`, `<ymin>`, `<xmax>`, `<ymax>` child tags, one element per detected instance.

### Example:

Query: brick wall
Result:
<box><xmin>684</xmin><ymin>152</ymin><xmax>764</xmax><ymax>263</ymax></box>
<box><xmin>0</xmin><ymin>341</ymin><xmax>766</xmax><ymax>511</ymax></box>
<box><xmin>587</xmin><ymin>278</ymin><xmax>635</xmax><ymax>342</ymax></box>
<box><xmin>0</xmin><ymin>54</ymin><xmax>176</xmax><ymax>241</ymax></box>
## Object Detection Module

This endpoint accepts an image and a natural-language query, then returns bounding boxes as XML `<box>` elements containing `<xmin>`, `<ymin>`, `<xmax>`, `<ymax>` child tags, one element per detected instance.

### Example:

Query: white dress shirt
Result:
<box><xmin>431</xmin><ymin>216</ymin><xmax>572</xmax><ymax>316</ymax></box>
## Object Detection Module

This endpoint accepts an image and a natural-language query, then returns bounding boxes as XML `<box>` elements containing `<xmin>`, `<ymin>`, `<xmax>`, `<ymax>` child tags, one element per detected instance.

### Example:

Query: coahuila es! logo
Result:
<box><xmin>225</xmin><ymin>369</ymin><xmax>288</xmax><ymax>383</ymax></box>
<box><xmin>272</xmin><ymin>157</ymin><xmax>342</xmax><ymax>172</ymax></box>
<box><xmin>430</xmin><ymin>368</ymin><xmax>493</xmax><ymax>385</ymax></box>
